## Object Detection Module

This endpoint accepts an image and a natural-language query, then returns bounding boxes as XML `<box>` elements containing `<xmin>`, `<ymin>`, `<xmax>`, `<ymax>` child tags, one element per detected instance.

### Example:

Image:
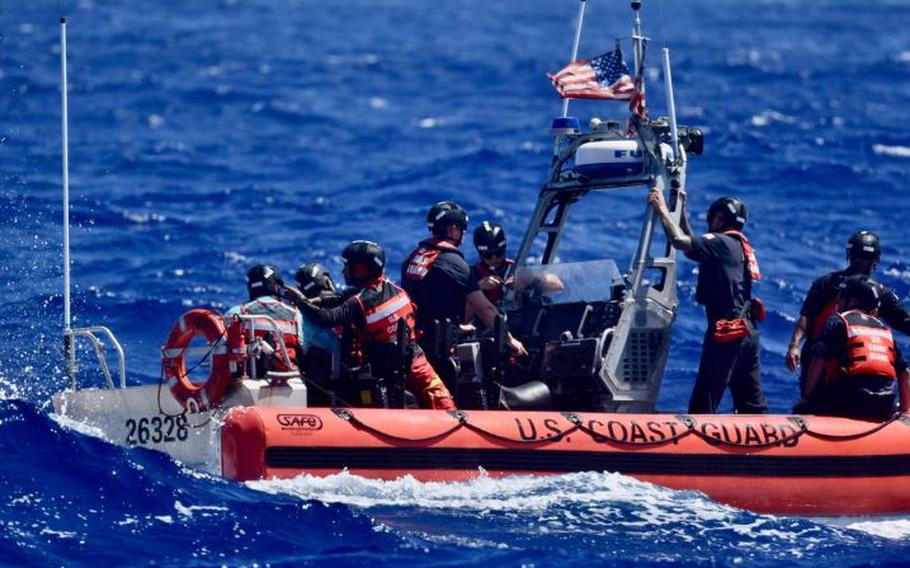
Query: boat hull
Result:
<box><xmin>222</xmin><ymin>407</ymin><xmax>910</xmax><ymax>516</ymax></box>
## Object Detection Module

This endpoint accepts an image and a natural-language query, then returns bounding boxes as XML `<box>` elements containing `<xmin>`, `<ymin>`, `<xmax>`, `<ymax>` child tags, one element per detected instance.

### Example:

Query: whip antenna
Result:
<box><xmin>60</xmin><ymin>16</ymin><xmax>75</xmax><ymax>380</ymax></box>
<box><xmin>561</xmin><ymin>0</ymin><xmax>588</xmax><ymax>118</ymax></box>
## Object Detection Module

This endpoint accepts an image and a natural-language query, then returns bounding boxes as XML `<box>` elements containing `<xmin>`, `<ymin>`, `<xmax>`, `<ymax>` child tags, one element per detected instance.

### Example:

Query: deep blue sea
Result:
<box><xmin>3</xmin><ymin>0</ymin><xmax>910</xmax><ymax>565</ymax></box>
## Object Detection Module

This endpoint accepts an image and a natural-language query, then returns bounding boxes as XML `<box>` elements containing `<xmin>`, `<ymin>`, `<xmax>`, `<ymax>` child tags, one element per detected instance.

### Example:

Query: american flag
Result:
<box><xmin>548</xmin><ymin>46</ymin><xmax>634</xmax><ymax>100</ymax></box>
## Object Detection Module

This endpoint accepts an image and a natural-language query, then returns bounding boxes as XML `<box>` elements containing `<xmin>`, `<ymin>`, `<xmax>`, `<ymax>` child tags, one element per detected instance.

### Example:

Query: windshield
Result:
<box><xmin>513</xmin><ymin>259</ymin><xmax>623</xmax><ymax>303</ymax></box>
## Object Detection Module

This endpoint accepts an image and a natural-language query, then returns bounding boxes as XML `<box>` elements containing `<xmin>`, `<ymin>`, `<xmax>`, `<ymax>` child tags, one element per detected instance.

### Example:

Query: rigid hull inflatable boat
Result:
<box><xmin>50</xmin><ymin>3</ymin><xmax>910</xmax><ymax>517</ymax></box>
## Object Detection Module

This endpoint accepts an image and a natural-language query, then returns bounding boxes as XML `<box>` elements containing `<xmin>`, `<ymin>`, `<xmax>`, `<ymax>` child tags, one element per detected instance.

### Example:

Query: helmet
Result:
<box><xmin>294</xmin><ymin>262</ymin><xmax>336</xmax><ymax>299</ymax></box>
<box><xmin>341</xmin><ymin>240</ymin><xmax>385</xmax><ymax>287</ymax></box>
<box><xmin>473</xmin><ymin>221</ymin><xmax>507</xmax><ymax>257</ymax></box>
<box><xmin>846</xmin><ymin>230</ymin><xmax>881</xmax><ymax>262</ymax></box>
<box><xmin>839</xmin><ymin>274</ymin><xmax>880</xmax><ymax>312</ymax></box>
<box><xmin>707</xmin><ymin>197</ymin><xmax>747</xmax><ymax>230</ymax></box>
<box><xmin>426</xmin><ymin>201</ymin><xmax>469</xmax><ymax>237</ymax></box>
<box><xmin>247</xmin><ymin>264</ymin><xmax>284</xmax><ymax>300</ymax></box>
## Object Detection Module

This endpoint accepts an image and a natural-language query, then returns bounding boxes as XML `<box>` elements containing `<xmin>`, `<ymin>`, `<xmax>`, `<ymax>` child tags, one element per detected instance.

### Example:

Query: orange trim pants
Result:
<box><xmin>409</xmin><ymin>353</ymin><xmax>456</xmax><ymax>410</ymax></box>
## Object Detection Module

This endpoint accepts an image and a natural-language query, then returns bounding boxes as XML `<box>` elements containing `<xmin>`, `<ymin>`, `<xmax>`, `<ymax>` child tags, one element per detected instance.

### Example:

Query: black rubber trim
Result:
<box><xmin>264</xmin><ymin>446</ymin><xmax>910</xmax><ymax>478</ymax></box>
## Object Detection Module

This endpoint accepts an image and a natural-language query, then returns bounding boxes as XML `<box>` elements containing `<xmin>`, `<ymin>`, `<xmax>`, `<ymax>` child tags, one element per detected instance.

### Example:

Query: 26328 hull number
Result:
<box><xmin>125</xmin><ymin>415</ymin><xmax>189</xmax><ymax>446</ymax></box>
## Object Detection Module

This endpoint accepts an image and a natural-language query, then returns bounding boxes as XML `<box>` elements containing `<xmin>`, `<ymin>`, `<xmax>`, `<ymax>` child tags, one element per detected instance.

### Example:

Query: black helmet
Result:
<box><xmin>839</xmin><ymin>274</ymin><xmax>880</xmax><ymax>312</ymax></box>
<box><xmin>247</xmin><ymin>264</ymin><xmax>284</xmax><ymax>300</ymax></box>
<box><xmin>707</xmin><ymin>197</ymin><xmax>747</xmax><ymax>230</ymax></box>
<box><xmin>846</xmin><ymin>230</ymin><xmax>881</xmax><ymax>262</ymax></box>
<box><xmin>427</xmin><ymin>201</ymin><xmax>468</xmax><ymax>237</ymax></box>
<box><xmin>294</xmin><ymin>262</ymin><xmax>336</xmax><ymax>299</ymax></box>
<box><xmin>341</xmin><ymin>240</ymin><xmax>385</xmax><ymax>287</ymax></box>
<box><xmin>473</xmin><ymin>221</ymin><xmax>507</xmax><ymax>257</ymax></box>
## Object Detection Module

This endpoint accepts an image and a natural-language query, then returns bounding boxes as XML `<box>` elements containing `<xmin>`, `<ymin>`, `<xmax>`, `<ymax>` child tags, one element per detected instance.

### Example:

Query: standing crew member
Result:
<box><xmin>786</xmin><ymin>230</ymin><xmax>910</xmax><ymax>395</ymax></box>
<box><xmin>470</xmin><ymin>221</ymin><xmax>515</xmax><ymax>305</ymax></box>
<box><xmin>287</xmin><ymin>240</ymin><xmax>456</xmax><ymax>410</ymax></box>
<box><xmin>401</xmin><ymin>201</ymin><xmax>526</xmax><ymax>357</ymax></box>
<box><xmin>796</xmin><ymin>275</ymin><xmax>910</xmax><ymax>419</ymax></box>
<box><xmin>649</xmin><ymin>188</ymin><xmax>768</xmax><ymax>414</ymax></box>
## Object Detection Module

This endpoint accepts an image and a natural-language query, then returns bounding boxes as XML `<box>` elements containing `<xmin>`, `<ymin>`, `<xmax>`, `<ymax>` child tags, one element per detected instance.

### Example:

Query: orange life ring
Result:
<box><xmin>162</xmin><ymin>309</ymin><xmax>232</xmax><ymax>411</ymax></box>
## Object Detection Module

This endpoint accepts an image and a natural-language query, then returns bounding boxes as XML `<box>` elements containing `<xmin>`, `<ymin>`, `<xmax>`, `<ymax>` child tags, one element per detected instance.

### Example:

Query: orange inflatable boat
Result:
<box><xmin>222</xmin><ymin>407</ymin><xmax>910</xmax><ymax>516</ymax></box>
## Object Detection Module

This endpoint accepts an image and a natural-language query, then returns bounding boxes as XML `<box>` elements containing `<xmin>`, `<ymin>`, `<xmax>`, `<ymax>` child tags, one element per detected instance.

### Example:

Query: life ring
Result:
<box><xmin>162</xmin><ymin>309</ymin><xmax>232</xmax><ymax>411</ymax></box>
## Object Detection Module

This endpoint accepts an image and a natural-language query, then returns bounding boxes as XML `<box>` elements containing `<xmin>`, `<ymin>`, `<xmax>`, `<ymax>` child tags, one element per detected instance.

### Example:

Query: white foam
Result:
<box><xmin>845</xmin><ymin>518</ymin><xmax>910</xmax><ymax>540</ymax></box>
<box><xmin>873</xmin><ymin>144</ymin><xmax>910</xmax><ymax>158</ymax></box>
<box><xmin>49</xmin><ymin>412</ymin><xmax>112</xmax><ymax>443</ymax></box>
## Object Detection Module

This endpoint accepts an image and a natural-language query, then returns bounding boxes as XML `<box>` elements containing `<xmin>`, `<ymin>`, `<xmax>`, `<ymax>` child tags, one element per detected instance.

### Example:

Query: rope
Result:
<box><xmin>328</xmin><ymin>409</ymin><xmax>904</xmax><ymax>451</ymax></box>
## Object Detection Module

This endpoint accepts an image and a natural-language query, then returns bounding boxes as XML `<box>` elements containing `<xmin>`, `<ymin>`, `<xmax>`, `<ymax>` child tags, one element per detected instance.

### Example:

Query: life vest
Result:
<box><xmin>473</xmin><ymin>258</ymin><xmax>515</xmax><ymax>304</ymax></box>
<box><xmin>837</xmin><ymin>309</ymin><xmax>897</xmax><ymax>379</ymax></box>
<box><xmin>720</xmin><ymin>230</ymin><xmax>761</xmax><ymax>281</ymax></box>
<box><xmin>237</xmin><ymin>297</ymin><xmax>302</xmax><ymax>370</ymax></box>
<box><xmin>354</xmin><ymin>278</ymin><xmax>418</xmax><ymax>344</ymax></box>
<box><xmin>403</xmin><ymin>238</ymin><xmax>461</xmax><ymax>282</ymax></box>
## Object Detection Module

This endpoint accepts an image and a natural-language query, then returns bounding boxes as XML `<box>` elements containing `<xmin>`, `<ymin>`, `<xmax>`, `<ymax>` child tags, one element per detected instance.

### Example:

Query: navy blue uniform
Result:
<box><xmin>798</xmin><ymin>269</ymin><xmax>910</xmax><ymax>393</ymax></box>
<box><xmin>805</xmin><ymin>315</ymin><xmax>908</xmax><ymax>420</ymax></box>
<box><xmin>686</xmin><ymin>232</ymin><xmax>768</xmax><ymax>414</ymax></box>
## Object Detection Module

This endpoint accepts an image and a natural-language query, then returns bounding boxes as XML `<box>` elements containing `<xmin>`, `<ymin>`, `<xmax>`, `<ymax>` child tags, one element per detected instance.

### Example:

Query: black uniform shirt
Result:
<box><xmin>401</xmin><ymin>249</ymin><xmax>478</xmax><ymax>330</ymax></box>
<box><xmin>801</xmin><ymin>269</ymin><xmax>910</xmax><ymax>337</ymax></box>
<box><xmin>686</xmin><ymin>233</ymin><xmax>751</xmax><ymax>322</ymax></box>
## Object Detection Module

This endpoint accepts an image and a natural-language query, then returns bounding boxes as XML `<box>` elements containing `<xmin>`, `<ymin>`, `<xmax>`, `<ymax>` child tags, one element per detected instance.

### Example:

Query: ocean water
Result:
<box><xmin>2</xmin><ymin>0</ymin><xmax>910</xmax><ymax>565</ymax></box>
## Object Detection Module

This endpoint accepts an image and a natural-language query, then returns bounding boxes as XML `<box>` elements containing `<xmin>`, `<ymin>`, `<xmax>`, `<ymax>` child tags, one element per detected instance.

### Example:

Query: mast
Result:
<box><xmin>60</xmin><ymin>17</ymin><xmax>75</xmax><ymax>380</ymax></box>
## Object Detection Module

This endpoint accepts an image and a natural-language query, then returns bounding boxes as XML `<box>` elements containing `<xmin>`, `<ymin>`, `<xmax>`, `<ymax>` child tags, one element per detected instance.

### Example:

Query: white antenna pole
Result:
<box><xmin>561</xmin><ymin>0</ymin><xmax>587</xmax><ymax>117</ymax></box>
<box><xmin>631</xmin><ymin>1</ymin><xmax>643</xmax><ymax>83</ymax></box>
<box><xmin>60</xmin><ymin>17</ymin><xmax>75</xmax><ymax>380</ymax></box>
<box><xmin>661</xmin><ymin>47</ymin><xmax>681</xmax><ymax>159</ymax></box>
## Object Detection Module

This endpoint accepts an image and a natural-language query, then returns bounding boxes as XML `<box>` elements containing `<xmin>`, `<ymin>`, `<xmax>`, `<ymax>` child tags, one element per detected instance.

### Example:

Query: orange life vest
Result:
<box><xmin>837</xmin><ymin>309</ymin><xmax>897</xmax><ymax>379</ymax></box>
<box><xmin>354</xmin><ymin>278</ymin><xmax>418</xmax><ymax>344</ymax></box>
<box><xmin>721</xmin><ymin>230</ymin><xmax>761</xmax><ymax>281</ymax></box>
<box><xmin>472</xmin><ymin>258</ymin><xmax>515</xmax><ymax>304</ymax></box>
<box><xmin>403</xmin><ymin>238</ymin><xmax>460</xmax><ymax>281</ymax></box>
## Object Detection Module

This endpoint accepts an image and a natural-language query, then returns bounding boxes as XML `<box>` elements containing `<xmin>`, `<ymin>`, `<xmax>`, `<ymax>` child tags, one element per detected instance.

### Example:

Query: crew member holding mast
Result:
<box><xmin>649</xmin><ymin>188</ymin><xmax>768</xmax><ymax>414</ymax></box>
<box><xmin>786</xmin><ymin>230</ymin><xmax>910</xmax><ymax>396</ymax></box>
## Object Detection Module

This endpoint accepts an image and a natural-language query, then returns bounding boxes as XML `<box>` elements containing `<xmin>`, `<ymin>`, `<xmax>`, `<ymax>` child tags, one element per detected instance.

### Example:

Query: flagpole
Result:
<box><xmin>631</xmin><ymin>1</ymin><xmax>644</xmax><ymax>92</ymax></box>
<box><xmin>60</xmin><ymin>16</ymin><xmax>75</xmax><ymax>381</ymax></box>
<box><xmin>661</xmin><ymin>48</ymin><xmax>680</xmax><ymax>160</ymax></box>
<box><xmin>561</xmin><ymin>0</ymin><xmax>587</xmax><ymax>117</ymax></box>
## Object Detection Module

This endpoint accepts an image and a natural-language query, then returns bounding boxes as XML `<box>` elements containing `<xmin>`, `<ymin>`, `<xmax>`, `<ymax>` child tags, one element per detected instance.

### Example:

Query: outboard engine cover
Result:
<box><xmin>573</xmin><ymin>139</ymin><xmax>645</xmax><ymax>177</ymax></box>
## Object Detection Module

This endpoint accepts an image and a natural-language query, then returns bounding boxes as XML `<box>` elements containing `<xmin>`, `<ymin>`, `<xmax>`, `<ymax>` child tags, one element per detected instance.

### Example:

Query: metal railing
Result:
<box><xmin>65</xmin><ymin>326</ymin><xmax>127</xmax><ymax>390</ymax></box>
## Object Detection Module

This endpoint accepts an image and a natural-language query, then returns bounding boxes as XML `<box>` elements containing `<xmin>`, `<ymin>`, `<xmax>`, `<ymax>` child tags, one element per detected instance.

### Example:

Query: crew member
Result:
<box><xmin>649</xmin><ymin>188</ymin><xmax>768</xmax><ymax>414</ymax></box>
<box><xmin>225</xmin><ymin>264</ymin><xmax>304</xmax><ymax>371</ymax></box>
<box><xmin>796</xmin><ymin>275</ymin><xmax>910</xmax><ymax>419</ymax></box>
<box><xmin>401</xmin><ymin>201</ymin><xmax>526</xmax><ymax>355</ymax></box>
<box><xmin>293</xmin><ymin>262</ymin><xmax>342</xmax><ymax>356</ymax></box>
<box><xmin>470</xmin><ymin>221</ymin><xmax>515</xmax><ymax>305</ymax></box>
<box><xmin>786</xmin><ymin>230</ymin><xmax>910</xmax><ymax>395</ymax></box>
<box><xmin>287</xmin><ymin>240</ymin><xmax>456</xmax><ymax>410</ymax></box>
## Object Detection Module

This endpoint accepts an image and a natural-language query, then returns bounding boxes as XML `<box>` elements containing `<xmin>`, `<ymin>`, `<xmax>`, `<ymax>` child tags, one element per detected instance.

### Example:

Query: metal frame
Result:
<box><xmin>65</xmin><ymin>326</ymin><xmax>127</xmax><ymax>390</ymax></box>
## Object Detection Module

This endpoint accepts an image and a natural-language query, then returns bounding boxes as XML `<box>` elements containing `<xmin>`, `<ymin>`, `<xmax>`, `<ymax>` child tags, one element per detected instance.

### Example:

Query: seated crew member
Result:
<box><xmin>470</xmin><ymin>221</ymin><xmax>515</xmax><ymax>305</ymax></box>
<box><xmin>293</xmin><ymin>262</ymin><xmax>342</xmax><ymax>357</ymax></box>
<box><xmin>796</xmin><ymin>275</ymin><xmax>910</xmax><ymax>420</ymax></box>
<box><xmin>401</xmin><ymin>201</ymin><xmax>526</xmax><ymax>357</ymax></box>
<box><xmin>649</xmin><ymin>187</ymin><xmax>768</xmax><ymax>414</ymax></box>
<box><xmin>285</xmin><ymin>240</ymin><xmax>456</xmax><ymax>410</ymax></box>
<box><xmin>225</xmin><ymin>264</ymin><xmax>304</xmax><ymax>371</ymax></box>
<box><xmin>786</xmin><ymin>230</ymin><xmax>910</xmax><ymax>396</ymax></box>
